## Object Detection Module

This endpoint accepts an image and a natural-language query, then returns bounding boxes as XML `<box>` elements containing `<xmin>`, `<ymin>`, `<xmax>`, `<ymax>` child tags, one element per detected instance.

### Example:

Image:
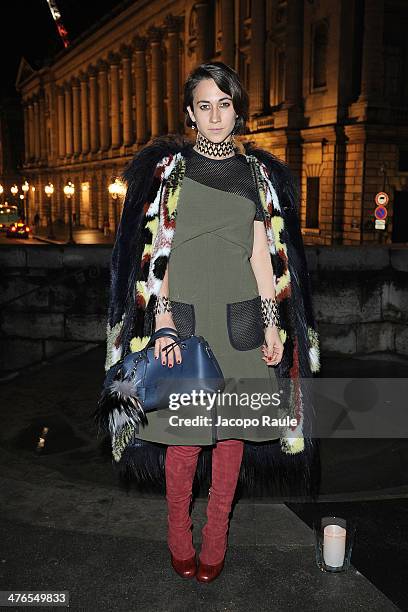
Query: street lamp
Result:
<box><xmin>44</xmin><ymin>183</ymin><xmax>56</xmax><ymax>239</ymax></box>
<box><xmin>22</xmin><ymin>180</ymin><xmax>29</xmax><ymax>223</ymax></box>
<box><xmin>19</xmin><ymin>194</ymin><xmax>24</xmax><ymax>218</ymax></box>
<box><xmin>11</xmin><ymin>185</ymin><xmax>18</xmax><ymax>207</ymax></box>
<box><xmin>63</xmin><ymin>181</ymin><xmax>76</xmax><ymax>244</ymax></box>
<box><xmin>108</xmin><ymin>178</ymin><xmax>125</xmax><ymax>234</ymax></box>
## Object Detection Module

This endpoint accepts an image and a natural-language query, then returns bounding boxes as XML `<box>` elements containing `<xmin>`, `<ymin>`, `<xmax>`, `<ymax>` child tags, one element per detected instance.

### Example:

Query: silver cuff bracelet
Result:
<box><xmin>154</xmin><ymin>296</ymin><xmax>172</xmax><ymax>316</ymax></box>
<box><xmin>261</xmin><ymin>297</ymin><xmax>280</xmax><ymax>329</ymax></box>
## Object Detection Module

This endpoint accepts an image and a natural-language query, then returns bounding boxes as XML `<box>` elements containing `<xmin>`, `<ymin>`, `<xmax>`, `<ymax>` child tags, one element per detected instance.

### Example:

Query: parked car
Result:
<box><xmin>6</xmin><ymin>221</ymin><xmax>30</xmax><ymax>239</ymax></box>
<box><xmin>0</xmin><ymin>204</ymin><xmax>19</xmax><ymax>233</ymax></box>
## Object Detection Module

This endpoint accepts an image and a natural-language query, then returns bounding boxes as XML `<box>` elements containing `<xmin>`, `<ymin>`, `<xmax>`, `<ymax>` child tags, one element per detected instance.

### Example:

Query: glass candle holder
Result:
<box><xmin>313</xmin><ymin>516</ymin><xmax>356</xmax><ymax>573</ymax></box>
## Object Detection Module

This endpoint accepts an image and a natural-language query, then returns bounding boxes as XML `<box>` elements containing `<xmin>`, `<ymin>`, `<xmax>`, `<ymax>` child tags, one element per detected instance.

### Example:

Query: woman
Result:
<box><xmin>97</xmin><ymin>62</ymin><xmax>320</xmax><ymax>583</ymax></box>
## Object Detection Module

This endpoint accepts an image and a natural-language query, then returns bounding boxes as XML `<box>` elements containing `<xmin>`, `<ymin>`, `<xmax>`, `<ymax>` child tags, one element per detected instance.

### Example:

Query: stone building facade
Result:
<box><xmin>15</xmin><ymin>0</ymin><xmax>408</xmax><ymax>245</ymax></box>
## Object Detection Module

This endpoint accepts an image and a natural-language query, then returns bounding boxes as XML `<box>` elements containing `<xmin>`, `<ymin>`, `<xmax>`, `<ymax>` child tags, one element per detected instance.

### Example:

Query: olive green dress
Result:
<box><xmin>133</xmin><ymin>148</ymin><xmax>282</xmax><ymax>446</ymax></box>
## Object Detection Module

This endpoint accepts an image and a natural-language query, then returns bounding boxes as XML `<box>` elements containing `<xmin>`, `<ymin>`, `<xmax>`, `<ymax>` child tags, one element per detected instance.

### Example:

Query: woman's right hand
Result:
<box><xmin>154</xmin><ymin>314</ymin><xmax>182</xmax><ymax>368</ymax></box>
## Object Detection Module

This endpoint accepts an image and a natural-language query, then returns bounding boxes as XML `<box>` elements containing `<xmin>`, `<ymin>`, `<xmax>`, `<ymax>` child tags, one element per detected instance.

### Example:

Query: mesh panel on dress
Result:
<box><xmin>226</xmin><ymin>296</ymin><xmax>265</xmax><ymax>351</ymax></box>
<box><xmin>185</xmin><ymin>148</ymin><xmax>264</xmax><ymax>221</ymax></box>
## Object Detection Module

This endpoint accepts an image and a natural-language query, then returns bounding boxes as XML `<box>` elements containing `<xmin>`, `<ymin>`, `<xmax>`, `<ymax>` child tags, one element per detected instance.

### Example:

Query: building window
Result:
<box><xmin>306</xmin><ymin>177</ymin><xmax>320</xmax><ymax>228</ymax></box>
<box><xmin>270</xmin><ymin>48</ymin><xmax>285</xmax><ymax>107</ymax></box>
<box><xmin>239</xmin><ymin>0</ymin><xmax>251</xmax><ymax>19</ymax></box>
<box><xmin>215</xmin><ymin>0</ymin><xmax>222</xmax><ymax>54</ymax></box>
<box><xmin>277</xmin><ymin>50</ymin><xmax>285</xmax><ymax>105</ymax></box>
<box><xmin>351</xmin><ymin>0</ymin><xmax>364</xmax><ymax>101</ymax></box>
<box><xmin>239</xmin><ymin>51</ymin><xmax>250</xmax><ymax>93</ymax></box>
<box><xmin>312</xmin><ymin>21</ymin><xmax>328</xmax><ymax>90</ymax></box>
<box><xmin>81</xmin><ymin>182</ymin><xmax>90</xmax><ymax>227</ymax></box>
<box><xmin>398</xmin><ymin>148</ymin><xmax>408</xmax><ymax>172</ymax></box>
<box><xmin>384</xmin><ymin>44</ymin><xmax>403</xmax><ymax>106</ymax></box>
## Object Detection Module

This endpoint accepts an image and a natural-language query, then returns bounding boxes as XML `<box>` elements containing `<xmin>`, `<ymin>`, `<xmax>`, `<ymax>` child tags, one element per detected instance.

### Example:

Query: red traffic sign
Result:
<box><xmin>375</xmin><ymin>192</ymin><xmax>389</xmax><ymax>206</ymax></box>
<box><xmin>374</xmin><ymin>205</ymin><xmax>388</xmax><ymax>220</ymax></box>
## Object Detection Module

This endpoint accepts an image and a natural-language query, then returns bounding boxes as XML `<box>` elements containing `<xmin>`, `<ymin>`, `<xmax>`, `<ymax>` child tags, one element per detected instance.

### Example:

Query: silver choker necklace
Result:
<box><xmin>194</xmin><ymin>130</ymin><xmax>235</xmax><ymax>158</ymax></box>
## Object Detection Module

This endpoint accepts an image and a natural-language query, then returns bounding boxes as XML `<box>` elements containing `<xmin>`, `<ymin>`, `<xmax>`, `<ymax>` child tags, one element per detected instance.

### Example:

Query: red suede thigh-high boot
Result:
<box><xmin>197</xmin><ymin>439</ymin><xmax>244</xmax><ymax>583</ymax></box>
<box><xmin>165</xmin><ymin>444</ymin><xmax>202</xmax><ymax>578</ymax></box>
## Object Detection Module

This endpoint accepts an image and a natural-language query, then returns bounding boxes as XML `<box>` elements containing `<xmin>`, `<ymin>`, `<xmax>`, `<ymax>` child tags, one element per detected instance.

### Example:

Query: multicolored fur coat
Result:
<box><xmin>99</xmin><ymin>133</ymin><xmax>321</xmax><ymax>498</ymax></box>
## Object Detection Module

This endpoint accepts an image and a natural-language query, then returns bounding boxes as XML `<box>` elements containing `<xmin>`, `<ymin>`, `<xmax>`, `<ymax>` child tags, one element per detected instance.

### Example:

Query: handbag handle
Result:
<box><xmin>146</xmin><ymin>327</ymin><xmax>179</xmax><ymax>349</ymax></box>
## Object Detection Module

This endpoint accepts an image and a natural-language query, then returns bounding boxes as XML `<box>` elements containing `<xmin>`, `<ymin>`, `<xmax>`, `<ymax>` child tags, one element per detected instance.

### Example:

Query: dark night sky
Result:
<box><xmin>2</xmin><ymin>0</ymin><xmax>131</xmax><ymax>97</ymax></box>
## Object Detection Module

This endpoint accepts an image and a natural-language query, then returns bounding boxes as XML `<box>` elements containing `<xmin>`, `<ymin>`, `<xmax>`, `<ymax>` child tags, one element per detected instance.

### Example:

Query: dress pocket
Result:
<box><xmin>227</xmin><ymin>295</ymin><xmax>265</xmax><ymax>351</ymax></box>
<box><xmin>226</xmin><ymin>296</ymin><xmax>265</xmax><ymax>351</ymax></box>
<box><xmin>169</xmin><ymin>300</ymin><xmax>196</xmax><ymax>337</ymax></box>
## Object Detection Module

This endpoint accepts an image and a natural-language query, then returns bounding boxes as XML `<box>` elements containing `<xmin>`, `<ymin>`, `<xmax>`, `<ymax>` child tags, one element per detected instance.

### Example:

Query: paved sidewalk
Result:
<box><xmin>0</xmin><ymin>345</ymin><xmax>405</xmax><ymax>611</ymax></box>
<box><xmin>32</xmin><ymin>222</ymin><xmax>114</xmax><ymax>245</ymax></box>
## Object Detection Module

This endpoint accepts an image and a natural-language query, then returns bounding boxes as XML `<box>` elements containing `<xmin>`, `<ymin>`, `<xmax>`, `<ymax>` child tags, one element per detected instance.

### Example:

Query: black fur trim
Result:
<box><xmin>112</xmin><ymin>437</ymin><xmax>320</xmax><ymax>501</ymax></box>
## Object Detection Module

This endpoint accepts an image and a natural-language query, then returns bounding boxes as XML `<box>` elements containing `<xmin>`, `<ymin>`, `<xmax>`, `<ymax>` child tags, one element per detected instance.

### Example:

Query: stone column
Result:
<box><xmin>57</xmin><ymin>86</ymin><xmax>66</xmax><ymax>158</ymax></box>
<box><xmin>88</xmin><ymin>65</ymin><xmax>99</xmax><ymax>153</ymax></box>
<box><xmin>39</xmin><ymin>94</ymin><xmax>47</xmax><ymax>161</ymax></box>
<box><xmin>121</xmin><ymin>45</ymin><xmax>133</xmax><ymax>146</ymax></box>
<box><xmin>28</xmin><ymin>101</ymin><xmax>35</xmax><ymax>160</ymax></box>
<box><xmin>45</xmin><ymin>81</ymin><xmax>59</xmax><ymax>162</ymax></box>
<box><xmin>79</xmin><ymin>72</ymin><xmax>90</xmax><ymax>154</ymax></box>
<box><xmin>148</xmin><ymin>26</ymin><xmax>164</xmax><ymax>137</ymax></box>
<box><xmin>195</xmin><ymin>2</ymin><xmax>210</xmax><ymax>64</ymax></box>
<box><xmin>358</xmin><ymin>0</ymin><xmax>384</xmax><ymax>104</ymax></box>
<box><xmin>108</xmin><ymin>52</ymin><xmax>121</xmax><ymax>149</ymax></box>
<box><xmin>64</xmin><ymin>82</ymin><xmax>73</xmax><ymax>157</ymax></box>
<box><xmin>37</xmin><ymin>177</ymin><xmax>45</xmax><ymax>225</ymax></box>
<box><xmin>89</xmin><ymin>173</ymin><xmax>99</xmax><ymax>229</ymax></box>
<box><xmin>221</xmin><ymin>0</ymin><xmax>234</xmax><ymax>67</ymax></box>
<box><xmin>164</xmin><ymin>15</ymin><xmax>182</xmax><ymax>134</ymax></box>
<box><xmin>72</xmin><ymin>77</ymin><xmax>81</xmax><ymax>156</ymax></box>
<box><xmin>133</xmin><ymin>37</ymin><xmax>147</xmax><ymax>144</ymax></box>
<box><xmin>53</xmin><ymin>175</ymin><xmax>62</xmax><ymax>222</ymax></box>
<box><xmin>97</xmin><ymin>60</ymin><xmax>110</xmax><ymax>151</ymax></box>
<box><xmin>283</xmin><ymin>0</ymin><xmax>303</xmax><ymax>109</ymax></box>
<box><xmin>33</xmin><ymin>96</ymin><xmax>41</xmax><ymax>161</ymax></box>
<box><xmin>249</xmin><ymin>0</ymin><xmax>265</xmax><ymax>114</ymax></box>
<box><xmin>23</xmin><ymin>103</ymin><xmax>30</xmax><ymax>163</ymax></box>
<box><xmin>96</xmin><ymin>171</ymin><xmax>107</xmax><ymax>229</ymax></box>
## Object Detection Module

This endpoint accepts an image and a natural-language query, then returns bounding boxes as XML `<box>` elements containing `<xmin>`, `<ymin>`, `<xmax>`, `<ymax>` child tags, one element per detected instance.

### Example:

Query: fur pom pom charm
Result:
<box><xmin>94</xmin><ymin>376</ymin><xmax>148</xmax><ymax>441</ymax></box>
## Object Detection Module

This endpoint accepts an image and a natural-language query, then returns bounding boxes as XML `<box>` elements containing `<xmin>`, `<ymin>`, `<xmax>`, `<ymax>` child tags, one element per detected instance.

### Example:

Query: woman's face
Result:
<box><xmin>187</xmin><ymin>78</ymin><xmax>237</xmax><ymax>142</ymax></box>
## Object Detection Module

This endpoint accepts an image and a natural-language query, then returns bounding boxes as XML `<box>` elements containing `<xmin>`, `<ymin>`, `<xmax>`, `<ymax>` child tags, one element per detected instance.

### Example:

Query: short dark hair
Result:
<box><xmin>182</xmin><ymin>62</ymin><xmax>249</xmax><ymax>135</ymax></box>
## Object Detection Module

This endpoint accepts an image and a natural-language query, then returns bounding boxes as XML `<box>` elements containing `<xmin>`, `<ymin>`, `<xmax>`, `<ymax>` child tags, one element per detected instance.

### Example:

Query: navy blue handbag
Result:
<box><xmin>95</xmin><ymin>327</ymin><xmax>225</xmax><ymax>431</ymax></box>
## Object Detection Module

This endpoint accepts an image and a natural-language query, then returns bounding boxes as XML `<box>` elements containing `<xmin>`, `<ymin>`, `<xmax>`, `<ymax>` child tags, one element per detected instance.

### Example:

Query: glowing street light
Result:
<box><xmin>63</xmin><ymin>181</ymin><xmax>75</xmax><ymax>198</ymax></box>
<box><xmin>108</xmin><ymin>178</ymin><xmax>125</xmax><ymax>233</ymax></box>
<box><xmin>44</xmin><ymin>183</ymin><xmax>54</xmax><ymax>197</ymax></box>
<box><xmin>63</xmin><ymin>181</ymin><xmax>76</xmax><ymax>244</ymax></box>
<box><xmin>21</xmin><ymin>181</ymin><xmax>29</xmax><ymax>223</ymax></box>
<box><xmin>44</xmin><ymin>183</ymin><xmax>56</xmax><ymax>239</ymax></box>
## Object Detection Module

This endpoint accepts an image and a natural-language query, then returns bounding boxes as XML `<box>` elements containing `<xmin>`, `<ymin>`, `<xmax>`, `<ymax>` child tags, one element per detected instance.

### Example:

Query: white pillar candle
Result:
<box><xmin>323</xmin><ymin>524</ymin><xmax>346</xmax><ymax>568</ymax></box>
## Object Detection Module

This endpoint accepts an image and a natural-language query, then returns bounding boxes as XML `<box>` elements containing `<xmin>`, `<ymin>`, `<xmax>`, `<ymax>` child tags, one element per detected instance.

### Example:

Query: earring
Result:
<box><xmin>191</xmin><ymin>121</ymin><xmax>196</xmax><ymax>130</ymax></box>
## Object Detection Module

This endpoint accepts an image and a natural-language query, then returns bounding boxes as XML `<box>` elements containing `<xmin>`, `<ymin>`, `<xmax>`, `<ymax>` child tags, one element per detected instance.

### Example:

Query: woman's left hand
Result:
<box><xmin>261</xmin><ymin>326</ymin><xmax>284</xmax><ymax>366</ymax></box>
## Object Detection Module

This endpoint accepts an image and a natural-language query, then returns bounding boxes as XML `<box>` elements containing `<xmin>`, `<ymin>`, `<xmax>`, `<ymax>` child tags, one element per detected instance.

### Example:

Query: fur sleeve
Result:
<box><xmin>104</xmin><ymin>134</ymin><xmax>194</xmax><ymax>372</ymax></box>
<box><xmin>246</xmin><ymin>143</ymin><xmax>320</xmax><ymax>375</ymax></box>
<box><xmin>104</xmin><ymin>147</ymin><xmax>162</xmax><ymax>371</ymax></box>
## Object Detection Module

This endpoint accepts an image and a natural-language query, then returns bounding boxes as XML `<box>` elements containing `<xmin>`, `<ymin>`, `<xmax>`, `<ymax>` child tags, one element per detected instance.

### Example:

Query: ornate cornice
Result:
<box><xmin>164</xmin><ymin>13</ymin><xmax>184</xmax><ymax>34</ymax></box>
<box><xmin>132</xmin><ymin>36</ymin><xmax>147</xmax><ymax>52</ymax></box>
<box><xmin>119</xmin><ymin>44</ymin><xmax>132</xmax><ymax>59</ymax></box>
<box><xmin>147</xmin><ymin>25</ymin><xmax>163</xmax><ymax>43</ymax></box>
<box><xmin>107</xmin><ymin>51</ymin><xmax>120</xmax><ymax>65</ymax></box>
